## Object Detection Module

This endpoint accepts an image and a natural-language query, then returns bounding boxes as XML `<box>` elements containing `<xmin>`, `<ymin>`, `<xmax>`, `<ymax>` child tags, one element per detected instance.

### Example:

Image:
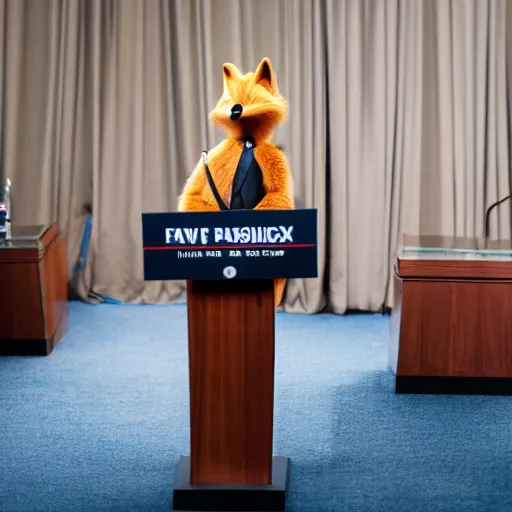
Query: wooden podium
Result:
<box><xmin>186</xmin><ymin>278</ymin><xmax>275</xmax><ymax>486</ymax></box>
<box><xmin>141</xmin><ymin>208</ymin><xmax>318</xmax><ymax>512</ymax></box>
<box><xmin>390</xmin><ymin>234</ymin><xmax>512</xmax><ymax>395</ymax></box>
<box><xmin>0</xmin><ymin>224</ymin><xmax>68</xmax><ymax>356</ymax></box>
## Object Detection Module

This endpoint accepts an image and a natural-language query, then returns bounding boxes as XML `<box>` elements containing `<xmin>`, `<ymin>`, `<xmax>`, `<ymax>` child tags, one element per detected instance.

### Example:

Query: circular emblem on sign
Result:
<box><xmin>223</xmin><ymin>266</ymin><xmax>237</xmax><ymax>279</ymax></box>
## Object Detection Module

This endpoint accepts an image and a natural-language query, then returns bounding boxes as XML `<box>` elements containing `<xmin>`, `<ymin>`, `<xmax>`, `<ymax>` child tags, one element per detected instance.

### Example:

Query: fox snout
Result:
<box><xmin>230</xmin><ymin>103</ymin><xmax>243</xmax><ymax>121</ymax></box>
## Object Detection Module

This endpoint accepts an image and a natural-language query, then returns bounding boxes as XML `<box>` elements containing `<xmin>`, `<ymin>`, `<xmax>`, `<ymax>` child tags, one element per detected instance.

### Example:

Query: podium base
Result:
<box><xmin>172</xmin><ymin>456</ymin><xmax>289</xmax><ymax>512</ymax></box>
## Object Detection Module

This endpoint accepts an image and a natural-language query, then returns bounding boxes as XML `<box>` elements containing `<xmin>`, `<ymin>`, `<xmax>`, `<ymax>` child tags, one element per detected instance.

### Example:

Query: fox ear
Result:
<box><xmin>222</xmin><ymin>63</ymin><xmax>241</xmax><ymax>85</ymax></box>
<box><xmin>254</xmin><ymin>58</ymin><xmax>277</xmax><ymax>94</ymax></box>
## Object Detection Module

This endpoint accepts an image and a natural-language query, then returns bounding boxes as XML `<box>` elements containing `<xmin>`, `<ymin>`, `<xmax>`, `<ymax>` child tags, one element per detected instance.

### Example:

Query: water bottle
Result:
<box><xmin>0</xmin><ymin>178</ymin><xmax>11</xmax><ymax>241</ymax></box>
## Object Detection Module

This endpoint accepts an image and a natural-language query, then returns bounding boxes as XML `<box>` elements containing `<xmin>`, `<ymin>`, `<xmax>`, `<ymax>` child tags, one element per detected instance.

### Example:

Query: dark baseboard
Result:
<box><xmin>396</xmin><ymin>376</ymin><xmax>512</xmax><ymax>396</ymax></box>
<box><xmin>0</xmin><ymin>336</ymin><xmax>54</xmax><ymax>356</ymax></box>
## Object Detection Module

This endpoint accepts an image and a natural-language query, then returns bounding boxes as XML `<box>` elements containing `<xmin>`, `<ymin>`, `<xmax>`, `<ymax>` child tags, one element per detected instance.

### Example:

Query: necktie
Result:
<box><xmin>231</xmin><ymin>139</ymin><xmax>254</xmax><ymax>207</ymax></box>
<box><xmin>230</xmin><ymin>137</ymin><xmax>265</xmax><ymax>210</ymax></box>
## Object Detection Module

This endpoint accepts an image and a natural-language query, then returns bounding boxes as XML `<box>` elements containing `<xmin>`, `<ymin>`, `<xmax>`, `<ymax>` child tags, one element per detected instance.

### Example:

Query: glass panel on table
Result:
<box><xmin>396</xmin><ymin>234</ymin><xmax>512</xmax><ymax>261</ymax></box>
<box><xmin>0</xmin><ymin>225</ymin><xmax>48</xmax><ymax>250</ymax></box>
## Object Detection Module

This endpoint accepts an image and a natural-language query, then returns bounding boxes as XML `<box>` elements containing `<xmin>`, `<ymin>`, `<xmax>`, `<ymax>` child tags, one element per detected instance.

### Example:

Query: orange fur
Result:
<box><xmin>178</xmin><ymin>58</ymin><xmax>295</xmax><ymax>307</ymax></box>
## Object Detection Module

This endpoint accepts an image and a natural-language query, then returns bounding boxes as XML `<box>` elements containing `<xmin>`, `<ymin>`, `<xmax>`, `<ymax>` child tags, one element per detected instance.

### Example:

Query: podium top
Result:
<box><xmin>0</xmin><ymin>224</ymin><xmax>59</xmax><ymax>263</ymax></box>
<box><xmin>396</xmin><ymin>233</ymin><xmax>512</xmax><ymax>280</ymax></box>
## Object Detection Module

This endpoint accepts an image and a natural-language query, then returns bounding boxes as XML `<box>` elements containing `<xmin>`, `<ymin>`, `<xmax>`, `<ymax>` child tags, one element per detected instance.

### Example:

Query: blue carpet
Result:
<box><xmin>1</xmin><ymin>302</ymin><xmax>511</xmax><ymax>512</ymax></box>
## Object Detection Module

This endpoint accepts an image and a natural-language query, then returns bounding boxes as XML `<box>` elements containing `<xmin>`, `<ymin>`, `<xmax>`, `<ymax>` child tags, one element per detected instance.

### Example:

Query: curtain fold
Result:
<box><xmin>0</xmin><ymin>0</ymin><xmax>510</xmax><ymax>313</ymax></box>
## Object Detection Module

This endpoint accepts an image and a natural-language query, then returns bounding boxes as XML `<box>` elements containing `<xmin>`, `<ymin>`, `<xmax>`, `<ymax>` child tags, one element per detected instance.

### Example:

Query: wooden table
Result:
<box><xmin>390</xmin><ymin>234</ymin><xmax>512</xmax><ymax>395</ymax></box>
<box><xmin>0</xmin><ymin>224</ymin><xmax>68</xmax><ymax>356</ymax></box>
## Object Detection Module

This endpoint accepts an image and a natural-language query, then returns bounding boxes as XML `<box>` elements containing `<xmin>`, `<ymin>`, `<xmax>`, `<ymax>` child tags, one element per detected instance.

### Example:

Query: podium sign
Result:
<box><xmin>142</xmin><ymin>208</ymin><xmax>318</xmax><ymax>281</ymax></box>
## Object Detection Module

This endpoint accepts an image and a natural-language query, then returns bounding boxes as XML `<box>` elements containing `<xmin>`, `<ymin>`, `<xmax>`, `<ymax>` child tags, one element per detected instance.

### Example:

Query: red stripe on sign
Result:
<box><xmin>144</xmin><ymin>244</ymin><xmax>315</xmax><ymax>251</ymax></box>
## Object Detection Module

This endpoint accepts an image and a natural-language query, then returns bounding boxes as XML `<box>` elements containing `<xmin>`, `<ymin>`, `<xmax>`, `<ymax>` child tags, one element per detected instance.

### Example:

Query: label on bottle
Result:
<box><xmin>0</xmin><ymin>203</ymin><xmax>7</xmax><ymax>240</ymax></box>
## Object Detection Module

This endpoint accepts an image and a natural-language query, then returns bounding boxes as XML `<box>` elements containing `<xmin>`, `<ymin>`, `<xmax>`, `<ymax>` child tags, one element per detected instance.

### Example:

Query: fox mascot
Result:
<box><xmin>178</xmin><ymin>57</ymin><xmax>295</xmax><ymax>307</ymax></box>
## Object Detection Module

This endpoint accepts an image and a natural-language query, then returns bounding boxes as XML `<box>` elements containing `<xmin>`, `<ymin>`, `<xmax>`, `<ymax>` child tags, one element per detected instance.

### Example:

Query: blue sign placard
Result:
<box><xmin>141</xmin><ymin>208</ymin><xmax>318</xmax><ymax>281</ymax></box>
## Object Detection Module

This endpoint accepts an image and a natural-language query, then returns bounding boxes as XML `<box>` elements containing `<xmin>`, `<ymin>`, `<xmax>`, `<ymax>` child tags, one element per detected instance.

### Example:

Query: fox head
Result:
<box><xmin>209</xmin><ymin>58</ymin><xmax>288</xmax><ymax>143</ymax></box>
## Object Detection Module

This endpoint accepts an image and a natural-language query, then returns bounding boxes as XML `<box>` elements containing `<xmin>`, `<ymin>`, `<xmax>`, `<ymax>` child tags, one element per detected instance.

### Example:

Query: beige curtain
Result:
<box><xmin>0</xmin><ymin>0</ymin><xmax>511</xmax><ymax>314</ymax></box>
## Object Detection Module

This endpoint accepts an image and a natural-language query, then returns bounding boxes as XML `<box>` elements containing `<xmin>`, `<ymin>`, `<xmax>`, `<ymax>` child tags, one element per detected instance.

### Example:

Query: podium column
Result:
<box><xmin>187</xmin><ymin>278</ymin><xmax>275</xmax><ymax>485</ymax></box>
